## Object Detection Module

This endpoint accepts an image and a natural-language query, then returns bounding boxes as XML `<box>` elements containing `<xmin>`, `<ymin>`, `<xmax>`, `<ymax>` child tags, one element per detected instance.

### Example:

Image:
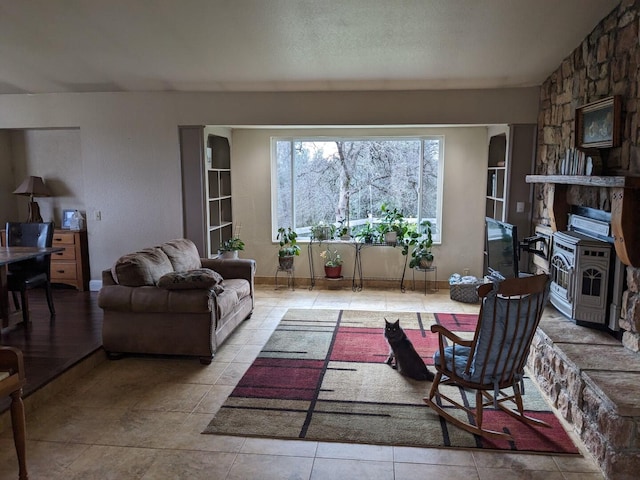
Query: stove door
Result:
<box><xmin>549</xmin><ymin>250</ymin><xmax>573</xmax><ymax>319</ymax></box>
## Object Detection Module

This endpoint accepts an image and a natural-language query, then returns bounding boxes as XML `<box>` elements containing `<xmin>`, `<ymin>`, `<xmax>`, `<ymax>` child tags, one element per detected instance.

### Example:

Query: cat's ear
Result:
<box><xmin>393</xmin><ymin>319</ymin><xmax>400</xmax><ymax>327</ymax></box>
<box><xmin>384</xmin><ymin>318</ymin><xmax>390</xmax><ymax>326</ymax></box>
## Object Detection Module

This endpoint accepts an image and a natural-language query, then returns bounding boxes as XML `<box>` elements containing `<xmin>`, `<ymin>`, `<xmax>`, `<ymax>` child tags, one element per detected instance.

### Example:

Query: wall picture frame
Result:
<box><xmin>61</xmin><ymin>209</ymin><xmax>75</xmax><ymax>229</ymax></box>
<box><xmin>575</xmin><ymin>95</ymin><xmax>621</xmax><ymax>149</ymax></box>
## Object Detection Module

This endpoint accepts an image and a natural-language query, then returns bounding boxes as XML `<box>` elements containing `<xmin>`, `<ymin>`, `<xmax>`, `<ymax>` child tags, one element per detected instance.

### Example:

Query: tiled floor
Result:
<box><xmin>0</xmin><ymin>285</ymin><xmax>605</xmax><ymax>479</ymax></box>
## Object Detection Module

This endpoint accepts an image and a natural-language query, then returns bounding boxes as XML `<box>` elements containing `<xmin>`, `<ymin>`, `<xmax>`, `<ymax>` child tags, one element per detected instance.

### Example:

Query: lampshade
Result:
<box><xmin>13</xmin><ymin>176</ymin><xmax>51</xmax><ymax>198</ymax></box>
<box><xmin>13</xmin><ymin>176</ymin><xmax>52</xmax><ymax>223</ymax></box>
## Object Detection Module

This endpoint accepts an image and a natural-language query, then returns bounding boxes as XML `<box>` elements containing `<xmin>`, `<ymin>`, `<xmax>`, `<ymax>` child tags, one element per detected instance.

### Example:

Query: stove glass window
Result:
<box><xmin>581</xmin><ymin>268</ymin><xmax>602</xmax><ymax>297</ymax></box>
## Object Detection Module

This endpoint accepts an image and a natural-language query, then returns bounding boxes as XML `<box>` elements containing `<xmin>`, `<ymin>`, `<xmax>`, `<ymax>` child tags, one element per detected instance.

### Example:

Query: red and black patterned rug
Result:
<box><xmin>204</xmin><ymin>309</ymin><xmax>579</xmax><ymax>454</ymax></box>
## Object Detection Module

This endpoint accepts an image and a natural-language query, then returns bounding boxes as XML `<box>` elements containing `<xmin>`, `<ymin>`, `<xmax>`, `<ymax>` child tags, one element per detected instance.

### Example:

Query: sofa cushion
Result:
<box><xmin>214</xmin><ymin>279</ymin><xmax>251</xmax><ymax>318</ymax></box>
<box><xmin>160</xmin><ymin>238</ymin><xmax>202</xmax><ymax>272</ymax></box>
<box><xmin>157</xmin><ymin>268</ymin><xmax>224</xmax><ymax>293</ymax></box>
<box><xmin>112</xmin><ymin>247</ymin><xmax>173</xmax><ymax>287</ymax></box>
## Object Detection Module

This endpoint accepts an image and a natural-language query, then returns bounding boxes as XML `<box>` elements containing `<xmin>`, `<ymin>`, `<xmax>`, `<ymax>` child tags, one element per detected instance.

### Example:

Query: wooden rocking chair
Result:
<box><xmin>424</xmin><ymin>273</ymin><xmax>551</xmax><ymax>440</ymax></box>
<box><xmin>0</xmin><ymin>346</ymin><xmax>28</xmax><ymax>480</ymax></box>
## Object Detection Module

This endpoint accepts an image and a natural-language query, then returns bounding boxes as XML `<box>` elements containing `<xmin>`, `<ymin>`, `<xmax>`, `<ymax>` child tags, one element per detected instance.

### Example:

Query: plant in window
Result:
<box><xmin>277</xmin><ymin>227</ymin><xmax>300</xmax><ymax>270</ymax></box>
<box><xmin>408</xmin><ymin>221</ymin><xmax>434</xmax><ymax>268</ymax></box>
<box><xmin>354</xmin><ymin>221</ymin><xmax>378</xmax><ymax>244</ymax></box>
<box><xmin>311</xmin><ymin>221</ymin><xmax>336</xmax><ymax>241</ymax></box>
<box><xmin>379</xmin><ymin>204</ymin><xmax>408</xmax><ymax>245</ymax></box>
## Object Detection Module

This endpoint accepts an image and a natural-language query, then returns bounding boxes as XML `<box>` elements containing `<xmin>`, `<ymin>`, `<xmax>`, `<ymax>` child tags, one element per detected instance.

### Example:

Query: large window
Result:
<box><xmin>272</xmin><ymin>136</ymin><xmax>444</xmax><ymax>242</ymax></box>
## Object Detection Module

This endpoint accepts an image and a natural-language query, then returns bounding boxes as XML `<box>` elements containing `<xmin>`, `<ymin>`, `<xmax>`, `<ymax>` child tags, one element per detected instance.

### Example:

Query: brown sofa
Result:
<box><xmin>98</xmin><ymin>238</ymin><xmax>255</xmax><ymax>364</ymax></box>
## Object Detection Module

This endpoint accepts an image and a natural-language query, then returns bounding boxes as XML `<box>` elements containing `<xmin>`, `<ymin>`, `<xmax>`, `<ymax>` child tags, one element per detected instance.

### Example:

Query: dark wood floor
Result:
<box><xmin>0</xmin><ymin>286</ymin><xmax>102</xmax><ymax>413</ymax></box>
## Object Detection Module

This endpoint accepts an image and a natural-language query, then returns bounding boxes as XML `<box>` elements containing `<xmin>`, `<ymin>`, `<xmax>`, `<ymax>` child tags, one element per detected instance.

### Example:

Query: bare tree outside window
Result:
<box><xmin>273</xmin><ymin>137</ymin><xmax>443</xmax><ymax>242</ymax></box>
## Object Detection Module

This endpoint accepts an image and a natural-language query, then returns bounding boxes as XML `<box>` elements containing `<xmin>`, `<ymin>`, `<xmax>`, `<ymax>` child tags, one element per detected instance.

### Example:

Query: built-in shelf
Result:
<box><xmin>526</xmin><ymin>174</ymin><xmax>640</xmax><ymax>267</ymax></box>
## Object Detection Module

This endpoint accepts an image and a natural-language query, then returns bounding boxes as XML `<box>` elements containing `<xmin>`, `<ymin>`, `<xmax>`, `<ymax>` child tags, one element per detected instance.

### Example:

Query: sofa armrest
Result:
<box><xmin>201</xmin><ymin>258</ymin><xmax>256</xmax><ymax>283</ymax></box>
<box><xmin>102</xmin><ymin>269</ymin><xmax>117</xmax><ymax>286</ymax></box>
<box><xmin>201</xmin><ymin>258</ymin><xmax>255</xmax><ymax>308</ymax></box>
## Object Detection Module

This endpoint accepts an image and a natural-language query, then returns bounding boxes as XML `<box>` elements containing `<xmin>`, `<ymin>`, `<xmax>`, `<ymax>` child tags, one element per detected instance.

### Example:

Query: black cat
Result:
<box><xmin>384</xmin><ymin>318</ymin><xmax>434</xmax><ymax>381</ymax></box>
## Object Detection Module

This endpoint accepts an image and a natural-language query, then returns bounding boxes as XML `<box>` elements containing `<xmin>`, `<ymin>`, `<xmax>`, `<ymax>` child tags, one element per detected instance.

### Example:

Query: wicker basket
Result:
<box><xmin>449</xmin><ymin>282</ymin><xmax>482</xmax><ymax>303</ymax></box>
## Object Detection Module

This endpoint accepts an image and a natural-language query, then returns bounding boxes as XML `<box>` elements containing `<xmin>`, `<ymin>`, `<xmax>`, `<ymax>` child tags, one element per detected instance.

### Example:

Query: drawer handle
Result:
<box><xmin>56</xmin><ymin>270</ymin><xmax>66</xmax><ymax>273</ymax></box>
<box><xmin>54</xmin><ymin>237</ymin><xmax>63</xmax><ymax>242</ymax></box>
<box><xmin>55</xmin><ymin>252</ymin><xmax>64</xmax><ymax>256</ymax></box>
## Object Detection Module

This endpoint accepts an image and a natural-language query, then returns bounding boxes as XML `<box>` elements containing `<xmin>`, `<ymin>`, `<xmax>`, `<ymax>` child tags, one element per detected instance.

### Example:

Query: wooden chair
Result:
<box><xmin>424</xmin><ymin>273</ymin><xmax>551</xmax><ymax>440</ymax></box>
<box><xmin>0</xmin><ymin>346</ymin><xmax>28</xmax><ymax>480</ymax></box>
<box><xmin>6</xmin><ymin>222</ymin><xmax>55</xmax><ymax>323</ymax></box>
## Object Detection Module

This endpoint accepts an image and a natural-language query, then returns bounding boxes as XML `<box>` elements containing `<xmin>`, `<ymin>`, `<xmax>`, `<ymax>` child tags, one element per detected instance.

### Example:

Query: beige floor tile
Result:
<box><xmin>140</xmin><ymin>449</ymin><xmax>237</xmax><ymax>479</ymax></box>
<box><xmin>394</xmin><ymin>462</ymin><xmax>479</xmax><ymax>479</ymax></box>
<box><xmin>131</xmin><ymin>381</ymin><xmax>211</xmax><ymax>412</ymax></box>
<box><xmin>226</xmin><ymin>452</ymin><xmax>314</xmax><ymax>480</ymax></box>
<box><xmin>477</xmin><ymin>468</ymin><xmax>565</xmax><ymax>480</ymax></box>
<box><xmin>315</xmin><ymin>441</ymin><xmax>394</xmax><ymax>462</ymax></box>
<box><xmin>311</xmin><ymin>457</ymin><xmax>394</xmax><ymax>480</ymax></box>
<box><xmin>553</xmin><ymin>454</ymin><xmax>603</xmax><ymax>473</ymax></box>
<box><xmin>561</xmin><ymin>472</ymin><xmax>606</xmax><ymax>480</ymax></box>
<box><xmin>240</xmin><ymin>437</ymin><xmax>318</xmax><ymax>457</ymax></box>
<box><xmin>63</xmin><ymin>444</ymin><xmax>159</xmax><ymax>480</ymax></box>
<box><xmin>193</xmin><ymin>384</ymin><xmax>236</xmax><ymax>414</ymax></box>
<box><xmin>393</xmin><ymin>445</ymin><xmax>476</xmax><ymax>466</ymax></box>
<box><xmin>215</xmin><ymin>361</ymin><xmax>252</xmax><ymax>386</ymax></box>
<box><xmin>148</xmin><ymin>412</ymin><xmax>245</xmax><ymax>452</ymax></box>
<box><xmin>472</xmin><ymin>451</ymin><xmax>560</xmax><ymax>471</ymax></box>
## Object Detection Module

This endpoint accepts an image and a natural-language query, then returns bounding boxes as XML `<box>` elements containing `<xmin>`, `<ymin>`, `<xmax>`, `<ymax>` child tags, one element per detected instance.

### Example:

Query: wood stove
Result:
<box><xmin>549</xmin><ymin>214</ymin><xmax>623</xmax><ymax>329</ymax></box>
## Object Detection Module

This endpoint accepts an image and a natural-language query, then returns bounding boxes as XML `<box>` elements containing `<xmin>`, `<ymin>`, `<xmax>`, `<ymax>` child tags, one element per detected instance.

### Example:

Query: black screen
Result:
<box><xmin>485</xmin><ymin>217</ymin><xmax>518</xmax><ymax>279</ymax></box>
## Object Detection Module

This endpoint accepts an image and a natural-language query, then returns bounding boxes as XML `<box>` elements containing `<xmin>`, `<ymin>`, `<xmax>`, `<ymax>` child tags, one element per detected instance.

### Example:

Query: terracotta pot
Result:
<box><xmin>324</xmin><ymin>265</ymin><xmax>342</xmax><ymax>278</ymax></box>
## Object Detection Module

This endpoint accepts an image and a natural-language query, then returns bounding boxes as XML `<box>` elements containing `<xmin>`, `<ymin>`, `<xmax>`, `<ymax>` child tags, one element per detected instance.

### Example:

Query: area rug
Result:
<box><xmin>204</xmin><ymin>309</ymin><xmax>579</xmax><ymax>454</ymax></box>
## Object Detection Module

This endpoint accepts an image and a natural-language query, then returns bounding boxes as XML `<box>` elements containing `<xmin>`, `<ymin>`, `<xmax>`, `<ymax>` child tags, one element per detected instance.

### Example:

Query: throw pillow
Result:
<box><xmin>157</xmin><ymin>268</ymin><xmax>224</xmax><ymax>293</ymax></box>
<box><xmin>112</xmin><ymin>247</ymin><xmax>174</xmax><ymax>287</ymax></box>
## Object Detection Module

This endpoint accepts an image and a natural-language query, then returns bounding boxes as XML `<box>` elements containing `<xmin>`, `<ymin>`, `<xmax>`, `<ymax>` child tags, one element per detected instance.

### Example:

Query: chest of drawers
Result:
<box><xmin>50</xmin><ymin>229</ymin><xmax>90</xmax><ymax>291</ymax></box>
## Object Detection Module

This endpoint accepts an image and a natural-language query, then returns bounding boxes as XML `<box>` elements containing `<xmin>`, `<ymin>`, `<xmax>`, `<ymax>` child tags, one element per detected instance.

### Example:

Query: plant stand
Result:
<box><xmin>412</xmin><ymin>266</ymin><xmax>438</xmax><ymax>295</ymax></box>
<box><xmin>275</xmin><ymin>265</ymin><xmax>294</xmax><ymax>290</ymax></box>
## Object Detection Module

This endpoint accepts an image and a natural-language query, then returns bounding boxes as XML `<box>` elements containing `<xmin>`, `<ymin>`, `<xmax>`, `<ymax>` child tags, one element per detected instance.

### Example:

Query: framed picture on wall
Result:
<box><xmin>61</xmin><ymin>209</ymin><xmax>74</xmax><ymax>229</ymax></box>
<box><xmin>575</xmin><ymin>95</ymin><xmax>621</xmax><ymax>149</ymax></box>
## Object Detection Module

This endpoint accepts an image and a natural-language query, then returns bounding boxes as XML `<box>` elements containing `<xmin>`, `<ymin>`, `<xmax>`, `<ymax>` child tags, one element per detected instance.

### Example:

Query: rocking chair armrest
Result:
<box><xmin>430</xmin><ymin>324</ymin><xmax>473</xmax><ymax>347</ymax></box>
<box><xmin>0</xmin><ymin>346</ymin><xmax>24</xmax><ymax>379</ymax></box>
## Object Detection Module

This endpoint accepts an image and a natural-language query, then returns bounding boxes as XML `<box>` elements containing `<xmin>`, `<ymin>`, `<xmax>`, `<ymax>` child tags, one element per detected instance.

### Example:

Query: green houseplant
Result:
<box><xmin>379</xmin><ymin>204</ymin><xmax>408</xmax><ymax>245</ymax></box>
<box><xmin>409</xmin><ymin>221</ymin><xmax>434</xmax><ymax>269</ymax></box>
<box><xmin>220</xmin><ymin>236</ymin><xmax>245</xmax><ymax>259</ymax></box>
<box><xmin>277</xmin><ymin>227</ymin><xmax>300</xmax><ymax>270</ymax></box>
<box><xmin>320</xmin><ymin>246</ymin><xmax>343</xmax><ymax>278</ymax></box>
<box><xmin>354</xmin><ymin>221</ymin><xmax>378</xmax><ymax>244</ymax></box>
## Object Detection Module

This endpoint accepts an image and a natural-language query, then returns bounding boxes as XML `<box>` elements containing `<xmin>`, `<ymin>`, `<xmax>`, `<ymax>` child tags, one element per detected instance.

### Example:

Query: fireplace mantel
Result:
<box><xmin>526</xmin><ymin>175</ymin><xmax>640</xmax><ymax>267</ymax></box>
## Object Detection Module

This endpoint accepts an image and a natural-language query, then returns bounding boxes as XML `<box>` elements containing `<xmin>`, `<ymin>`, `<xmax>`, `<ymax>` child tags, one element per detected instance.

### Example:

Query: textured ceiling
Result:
<box><xmin>0</xmin><ymin>0</ymin><xmax>620</xmax><ymax>94</ymax></box>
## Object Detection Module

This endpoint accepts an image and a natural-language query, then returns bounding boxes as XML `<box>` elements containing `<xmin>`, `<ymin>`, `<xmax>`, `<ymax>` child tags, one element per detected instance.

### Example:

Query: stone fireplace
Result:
<box><xmin>527</xmin><ymin>2</ymin><xmax>640</xmax><ymax>476</ymax></box>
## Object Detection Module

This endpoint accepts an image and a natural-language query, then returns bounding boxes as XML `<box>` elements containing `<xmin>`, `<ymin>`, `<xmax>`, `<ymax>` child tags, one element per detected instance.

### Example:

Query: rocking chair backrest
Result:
<box><xmin>466</xmin><ymin>274</ymin><xmax>550</xmax><ymax>386</ymax></box>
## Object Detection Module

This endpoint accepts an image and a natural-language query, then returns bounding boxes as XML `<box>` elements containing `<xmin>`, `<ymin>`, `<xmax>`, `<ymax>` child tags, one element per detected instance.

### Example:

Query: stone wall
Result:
<box><xmin>534</xmin><ymin>0</ymin><xmax>640</xmax><ymax>352</ymax></box>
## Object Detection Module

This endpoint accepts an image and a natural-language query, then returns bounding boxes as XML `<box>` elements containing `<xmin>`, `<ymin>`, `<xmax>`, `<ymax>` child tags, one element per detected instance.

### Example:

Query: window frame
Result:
<box><xmin>270</xmin><ymin>135</ymin><xmax>444</xmax><ymax>244</ymax></box>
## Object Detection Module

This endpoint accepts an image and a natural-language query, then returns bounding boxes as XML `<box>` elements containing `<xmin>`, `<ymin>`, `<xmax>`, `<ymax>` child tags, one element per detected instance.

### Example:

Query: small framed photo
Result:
<box><xmin>61</xmin><ymin>209</ymin><xmax>74</xmax><ymax>229</ymax></box>
<box><xmin>575</xmin><ymin>95</ymin><xmax>621</xmax><ymax>149</ymax></box>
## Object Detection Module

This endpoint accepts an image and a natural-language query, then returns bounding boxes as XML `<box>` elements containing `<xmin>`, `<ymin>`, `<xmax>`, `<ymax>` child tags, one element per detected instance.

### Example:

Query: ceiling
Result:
<box><xmin>0</xmin><ymin>0</ymin><xmax>620</xmax><ymax>95</ymax></box>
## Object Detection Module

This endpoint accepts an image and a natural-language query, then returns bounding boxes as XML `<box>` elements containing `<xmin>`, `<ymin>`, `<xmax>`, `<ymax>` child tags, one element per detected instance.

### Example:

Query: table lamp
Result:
<box><xmin>12</xmin><ymin>176</ymin><xmax>52</xmax><ymax>222</ymax></box>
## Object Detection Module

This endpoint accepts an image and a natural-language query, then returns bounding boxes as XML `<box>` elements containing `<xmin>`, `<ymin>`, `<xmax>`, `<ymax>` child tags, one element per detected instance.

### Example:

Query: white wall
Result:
<box><xmin>0</xmin><ymin>88</ymin><xmax>539</xmax><ymax>286</ymax></box>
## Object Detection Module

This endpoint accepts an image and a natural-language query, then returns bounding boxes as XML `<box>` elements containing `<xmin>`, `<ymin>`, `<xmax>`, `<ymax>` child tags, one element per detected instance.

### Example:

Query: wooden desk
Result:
<box><xmin>0</xmin><ymin>246</ymin><xmax>64</xmax><ymax>328</ymax></box>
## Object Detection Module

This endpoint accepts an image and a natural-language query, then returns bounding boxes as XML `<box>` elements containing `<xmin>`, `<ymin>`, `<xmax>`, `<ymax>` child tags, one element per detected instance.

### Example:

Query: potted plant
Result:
<box><xmin>310</xmin><ymin>221</ymin><xmax>334</xmax><ymax>241</ymax></box>
<box><xmin>219</xmin><ymin>236</ymin><xmax>245</xmax><ymax>259</ymax></box>
<box><xmin>337</xmin><ymin>218</ymin><xmax>350</xmax><ymax>240</ymax></box>
<box><xmin>409</xmin><ymin>221</ymin><xmax>434</xmax><ymax>269</ymax></box>
<box><xmin>277</xmin><ymin>227</ymin><xmax>300</xmax><ymax>270</ymax></box>
<box><xmin>320</xmin><ymin>246</ymin><xmax>343</xmax><ymax>278</ymax></box>
<box><xmin>379</xmin><ymin>204</ymin><xmax>407</xmax><ymax>245</ymax></box>
<box><xmin>354</xmin><ymin>221</ymin><xmax>377</xmax><ymax>244</ymax></box>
